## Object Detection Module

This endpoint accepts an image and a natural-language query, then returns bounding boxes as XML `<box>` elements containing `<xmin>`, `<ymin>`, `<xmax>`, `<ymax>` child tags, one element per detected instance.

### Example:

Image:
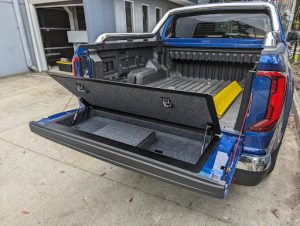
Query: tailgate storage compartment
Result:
<box><xmin>51</xmin><ymin>74</ymin><xmax>221</xmax><ymax>132</ymax></box>
<box><xmin>30</xmin><ymin>73</ymin><xmax>241</xmax><ymax>198</ymax></box>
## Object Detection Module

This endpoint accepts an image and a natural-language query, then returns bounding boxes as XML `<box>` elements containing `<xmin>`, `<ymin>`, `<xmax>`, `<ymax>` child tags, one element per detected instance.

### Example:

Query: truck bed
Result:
<box><xmin>146</xmin><ymin>77</ymin><xmax>242</xmax><ymax>131</ymax></box>
<box><xmin>147</xmin><ymin>77</ymin><xmax>231</xmax><ymax>95</ymax></box>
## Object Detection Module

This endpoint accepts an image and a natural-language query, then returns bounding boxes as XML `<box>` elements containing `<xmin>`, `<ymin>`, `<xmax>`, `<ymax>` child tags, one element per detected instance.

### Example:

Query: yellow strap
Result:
<box><xmin>213</xmin><ymin>81</ymin><xmax>243</xmax><ymax>119</ymax></box>
<box><xmin>56</xmin><ymin>61</ymin><xmax>72</xmax><ymax>65</ymax></box>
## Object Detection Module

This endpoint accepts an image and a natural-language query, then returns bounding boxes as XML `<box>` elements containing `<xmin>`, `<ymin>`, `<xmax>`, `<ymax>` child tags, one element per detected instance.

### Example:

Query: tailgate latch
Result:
<box><xmin>76</xmin><ymin>83</ymin><xmax>89</xmax><ymax>93</ymax></box>
<box><xmin>201</xmin><ymin>124</ymin><xmax>213</xmax><ymax>154</ymax></box>
<box><xmin>161</xmin><ymin>97</ymin><xmax>173</xmax><ymax>109</ymax></box>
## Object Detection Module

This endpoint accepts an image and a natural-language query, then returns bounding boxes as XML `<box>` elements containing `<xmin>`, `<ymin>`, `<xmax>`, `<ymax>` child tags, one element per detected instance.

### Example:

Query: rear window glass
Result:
<box><xmin>167</xmin><ymin>12</ymin><xmax>272</xmax><ymax>39</ymax></box>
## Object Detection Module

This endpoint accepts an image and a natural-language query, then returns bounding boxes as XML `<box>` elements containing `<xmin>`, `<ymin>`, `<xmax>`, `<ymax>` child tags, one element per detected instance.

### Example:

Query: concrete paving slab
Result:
<box><xmin>0</xmin><ymin>73</ymin><xmax>300</xmax><ymax>226</ymax></box>
<box><xmin>0</xmin><ymin>140</ymin><xmax>227</xmax><ymax>226</ymax></box>
<box><xmin>292</xmin><ymin>90</ymin><xmax>300</xmax><ymax>138</ymax></box>
<box><xmin>0</xmin><ymin>74</ymin><xmax>78</xmax><ymax>132</ymax></box>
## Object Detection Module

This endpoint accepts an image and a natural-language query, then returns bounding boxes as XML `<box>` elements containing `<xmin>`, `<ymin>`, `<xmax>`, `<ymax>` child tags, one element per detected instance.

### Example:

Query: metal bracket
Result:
<box><xmin>201</xmin><ymin>124</ymin><xmax>213</xmax><ymax>154</ymax></box>
<box><xmin>71</xmin><ymin>99</ymin><xmax>84</xmax><ymax>125</ymax></box>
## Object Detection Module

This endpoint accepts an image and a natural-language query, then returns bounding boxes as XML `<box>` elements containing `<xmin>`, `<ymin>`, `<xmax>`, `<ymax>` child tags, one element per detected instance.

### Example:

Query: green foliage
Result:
<box><xmin>293</xmin><ymin>0</ymin><xmax>300</xmax><ymax>30</ymax></box>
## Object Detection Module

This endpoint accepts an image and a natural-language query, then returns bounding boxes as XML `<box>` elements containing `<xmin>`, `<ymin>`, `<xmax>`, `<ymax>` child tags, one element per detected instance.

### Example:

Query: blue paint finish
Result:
<box><xmin>243</xmin><ymin>130</ymin><xmax>274</xmax><ymax>155</ymax></box>
<box><xmin>242</xmin><ymin>58</ymin><xmax>292</xmax><ymax>155</ymax></box>
<box><xmin>73</xmin><ymin>47</ymin><xmax>84</xmax><ymax>76</ymax></box>
<box><xmin>223</xmin><ymin>147</ymin><xmax>243</xmax><ymax>197</ymax></box>
<box><xmin>161</xmin><ymin>16</ymin><xmax>173</xmax><ymax>42</ymax></box>
<box><xmin>37</xmin><ymin>110</ymin><xmax>77</xmax><ymax>126</ymax></box>
<box><xmin>199</xmin><ymin>133</ymin><xmax>240</xmax><ymax>197</ymax></box>
<box><xmin>243</xmin><ymin>91</ymin><xmax>275</xmax><ymax>155</ymax></box>
<box><xmin>244</xmin><ymin>76</ymin><xmax>270</xmax><ymax>130</ymax></box>
<box><xmin>74</xmin><ymin>48</ymin><xmax>93</xmax><ymax>78</ymax></box>
<box><xmin>258</xmin><ymin>55</ymin><xmax>285</xmax><ymax>71</ymax></box>
<box><xmin>239</xmin><ymin>8</ymin><xmax>293</xmax><ymax>157</ymax></box>
<box><xmin>162</xmin><ymin>38</ymin><xmax>264</xmax><ymax>49</ymax></box>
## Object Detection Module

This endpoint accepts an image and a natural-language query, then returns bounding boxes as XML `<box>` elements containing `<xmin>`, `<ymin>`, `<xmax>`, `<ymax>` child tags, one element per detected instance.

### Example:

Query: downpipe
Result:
<box><xmin>12</xmin><ymin>0</ymin><xmax>36</xmax><ymax>71</ymax></box>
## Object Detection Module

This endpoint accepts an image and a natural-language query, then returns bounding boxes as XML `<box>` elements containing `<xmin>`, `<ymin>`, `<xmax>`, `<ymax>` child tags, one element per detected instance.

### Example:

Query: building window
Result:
<box><xmin>142</xmin><ymin>4</ymin><xmax>149</xmax><ymax>32</ymax></box>
<box><xmin>156</xmin><ymin>7</ymin><xmax>162</xmax><ymax>24</ymax></box>
<box><xmin>125</xmin><ymin>1</ymin><xmax>134</xmax><ymax>32</ymax></box>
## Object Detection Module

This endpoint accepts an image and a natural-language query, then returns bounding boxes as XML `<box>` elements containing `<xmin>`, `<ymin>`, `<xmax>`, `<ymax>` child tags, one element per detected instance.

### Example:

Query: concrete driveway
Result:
<box><xmin>0</xmin><ymin>73</ymin><xmax>299</xmax><ymax>226</ymax></box>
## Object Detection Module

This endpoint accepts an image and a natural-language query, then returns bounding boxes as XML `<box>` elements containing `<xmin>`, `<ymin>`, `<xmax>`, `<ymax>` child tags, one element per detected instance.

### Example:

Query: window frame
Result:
<box><xmin>164</xmin><ymin>10</ymin><xmax>273</xmax><ymax>39</ymax></box>
<box><xmin>124</xmin><ymin>0</ymin><xmax>135</xmax><ymax>33</ymax></box>
<box><xmin>155</xmin><ymin>7</ymin><xmax>162</xmax><ymax>25</ymax></box>
<box><xmin>141</xmin><ymin>3</ymin><xmax>149</xmax><ymax>33</ymax></box>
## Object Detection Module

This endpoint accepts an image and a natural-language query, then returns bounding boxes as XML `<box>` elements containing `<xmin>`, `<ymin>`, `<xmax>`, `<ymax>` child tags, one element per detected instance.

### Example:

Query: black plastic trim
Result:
<box><xmin>233</xmin><ymin>168</ymin><xmax>267</xmax><ymax>186</ymax></box>
<box><xmin>235</xmin><ymin>70</ymin><xmax>255</xmax><ymax>130</ymax></box>
<box><xmin>30</xmin><ymin>121</ymin><xmax>226</xmax><ymax>198</ymax></box>
<box><xmin>79</xmin><ymin>41</ymin><xmax>160</xmax><ymax>51</ymax></box>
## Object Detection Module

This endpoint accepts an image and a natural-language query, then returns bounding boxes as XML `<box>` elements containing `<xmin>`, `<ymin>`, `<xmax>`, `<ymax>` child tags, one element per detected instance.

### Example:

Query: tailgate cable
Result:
<box><xmin>63</xmin><ymin>95</ymin><xmax>74</xmax><ymax>111</ymax></box>
<box><xmin>226</xmin><ymin>94</ymin><xmax>253</xmax><ymax>173</ymax></box>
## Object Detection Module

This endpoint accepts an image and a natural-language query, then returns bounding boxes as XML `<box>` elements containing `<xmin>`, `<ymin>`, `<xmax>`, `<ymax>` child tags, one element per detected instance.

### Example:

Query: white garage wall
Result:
<box><xmin>83</xmin><ymin>0</ymin><xmax>117</xmax><ymax>43</ymax></box>
<box><xmin>19</xmin><ymin>0</ymin><xmax>37</xmax><ymax>69</ymax></box>
<box><xmin>114</xmin><ymin>0</ymin><xmax>180</xmax><ymax>33</ymax></box>
<box><xmin>0</xmin><ymin>0</ymin><xmax>191</xmax><ymax>76</ymax></box>
<box><xmin>0</xmin><ymin>0</ymin><xmax>27</xmax><ymax>76</ymax></box>
<box><xmin>0</xmin><ymin>0</ymin><xmax>36</xmax><ymax>77</ymax></box>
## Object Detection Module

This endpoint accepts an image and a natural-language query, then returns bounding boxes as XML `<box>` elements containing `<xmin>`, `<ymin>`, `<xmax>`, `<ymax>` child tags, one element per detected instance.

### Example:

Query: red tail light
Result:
<box><xmin>248</xmin><ymin>71</ymin><xmax>286</xmax><ymax>132</ymax></box>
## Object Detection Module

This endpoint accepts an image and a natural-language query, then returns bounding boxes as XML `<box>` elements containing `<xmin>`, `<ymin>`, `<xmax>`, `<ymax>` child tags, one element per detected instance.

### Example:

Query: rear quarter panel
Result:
<box><xmin>243</xmin><ymin>49</ymin><xmax>294</xmax><ymax>156</ymax></box>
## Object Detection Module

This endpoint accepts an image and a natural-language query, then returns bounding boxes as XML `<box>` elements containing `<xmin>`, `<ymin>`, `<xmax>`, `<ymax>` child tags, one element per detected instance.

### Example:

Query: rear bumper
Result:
<box><xmin>234</xmin><ymin>153</ymin><xmax>271</xmax><ymax>186</ymax></box>
<box><xmin>236</xmin><ymin>153</ymin><xmax>271</xmax><ymax>172</ymax></box>
<box><xmin>29</xmin><ymin>121</ymin><xmax>227</xmax><ymax>198</ymax></box>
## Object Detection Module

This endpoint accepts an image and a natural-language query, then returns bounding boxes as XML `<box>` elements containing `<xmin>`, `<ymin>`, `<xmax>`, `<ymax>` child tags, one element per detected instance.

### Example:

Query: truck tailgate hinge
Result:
<box><xmin>201</xmin><ymin>124</ymin><xmax>214</xmax><ymax>154</ymax></box>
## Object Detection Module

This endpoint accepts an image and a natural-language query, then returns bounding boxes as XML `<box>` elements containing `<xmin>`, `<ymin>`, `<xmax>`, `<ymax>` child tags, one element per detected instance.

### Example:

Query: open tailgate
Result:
<box><xmin>30</xmin><ymin>72</ymin><xmax>242</xmax><ymax>198</ymax></box>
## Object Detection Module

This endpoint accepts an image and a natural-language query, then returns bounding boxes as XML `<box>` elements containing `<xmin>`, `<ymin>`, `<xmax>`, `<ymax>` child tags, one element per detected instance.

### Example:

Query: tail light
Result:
<box><xmin>248</xmin><ymin>71</ymin><xmax>286</xmax><ymax>132</ymax></box>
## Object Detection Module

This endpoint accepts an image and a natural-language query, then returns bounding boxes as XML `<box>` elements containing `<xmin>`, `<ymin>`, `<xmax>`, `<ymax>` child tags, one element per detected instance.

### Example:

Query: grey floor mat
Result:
<box><xmin>73</xmin><ymin>116</ymin><xmax>112</xmax><ymax>133</ymax></box>
<box><xmin>94</xmin><ymin>122</ymin><xmax>153</xmax><ymax>146</ymax></box>
<box><xmin>144</xmin><ymin>132</ymin><xmax>205</xmax><ymax>165</ymax></box>
<box><xmin>72</xmin><ymin>115</ymin><xmax>205</xmax><ymax>164</ymax></box>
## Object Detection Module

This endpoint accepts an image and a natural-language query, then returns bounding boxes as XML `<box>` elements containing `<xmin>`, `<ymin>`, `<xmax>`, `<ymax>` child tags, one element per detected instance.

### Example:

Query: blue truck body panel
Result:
<box><xmin>162</xmin><ymin>38</ymin><xmax>264</xmax><ymax>49</ymax></box>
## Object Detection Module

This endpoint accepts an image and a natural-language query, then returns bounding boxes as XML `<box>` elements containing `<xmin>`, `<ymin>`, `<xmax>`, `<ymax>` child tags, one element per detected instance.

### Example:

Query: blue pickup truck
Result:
<box><xmin>30</xmin><ymin>2</ymin><xmax>294</xmax><ymax>198</ymax></box>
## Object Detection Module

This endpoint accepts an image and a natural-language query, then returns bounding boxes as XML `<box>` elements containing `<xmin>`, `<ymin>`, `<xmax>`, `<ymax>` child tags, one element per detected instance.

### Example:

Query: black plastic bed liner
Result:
<box><xmin>147</xmin><ymin>77</ymin><xmax>231</xmax><ymax>95</ymax></box>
